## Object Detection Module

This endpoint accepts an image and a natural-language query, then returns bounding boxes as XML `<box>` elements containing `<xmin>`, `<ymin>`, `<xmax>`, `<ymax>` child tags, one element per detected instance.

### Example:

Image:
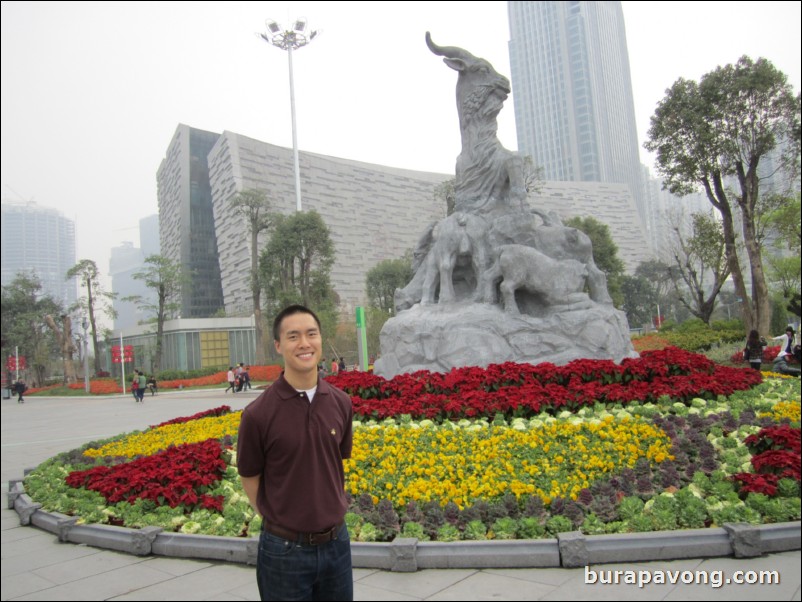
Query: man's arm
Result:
<box><xmin>240</xmin><ymin>475</ymin><xmax>262</xmax><ymax>516</ymax></box>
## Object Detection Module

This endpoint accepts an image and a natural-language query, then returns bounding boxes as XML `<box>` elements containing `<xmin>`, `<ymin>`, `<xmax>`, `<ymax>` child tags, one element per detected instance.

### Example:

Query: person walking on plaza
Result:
<box><xmin>241</xmin><ymin>365</ymin><xmax>252</xmax><ymax>390</ymax></box>
<box><xmin>136</xmin><ymin>370</ymin><xmax>147</xmax><ymax>403</ymax></box>
<box><xmin>13</xmin><ymin>379</ymin><xmax>26</xmax><ymax>403</ymax></box>
<box><xmin>237</xmin><ymin>305</ymin><xmax>354</xmax><ymax>601</ymax></box>
<box><xmin>225</xmin><ymin>367</ymin><xmax>236</xmax><ymax>393</ymax></box>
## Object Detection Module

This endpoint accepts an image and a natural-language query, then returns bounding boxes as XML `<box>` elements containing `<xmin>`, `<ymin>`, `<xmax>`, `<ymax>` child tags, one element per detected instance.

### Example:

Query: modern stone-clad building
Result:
<box><xmin>529</xmin><ymin>181</ymin><xmax>651</xmax><ymax>272</ymax></box>
<box><xmin>155</xmin><ymin>123</ymin><xmax>654</xmax><ymax>332</ymax></box>
<box><xmin>206</xmin><ymin>131</ymin><xmax>448</xmax><ymax>314</ymax></box>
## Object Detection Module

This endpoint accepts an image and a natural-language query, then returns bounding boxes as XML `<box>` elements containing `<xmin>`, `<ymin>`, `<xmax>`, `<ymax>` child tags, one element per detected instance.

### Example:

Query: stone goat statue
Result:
<box><xmin>426</xmin><ymin>32</ymin><xmax>527</xmax><ymax>215</ymax></box>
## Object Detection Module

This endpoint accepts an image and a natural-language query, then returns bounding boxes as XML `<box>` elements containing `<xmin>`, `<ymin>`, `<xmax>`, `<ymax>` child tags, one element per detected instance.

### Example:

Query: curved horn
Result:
<box><xmin>425</xmin><ymin>31</ymin><xmax>474</xmax><ymax>62</ymax></box>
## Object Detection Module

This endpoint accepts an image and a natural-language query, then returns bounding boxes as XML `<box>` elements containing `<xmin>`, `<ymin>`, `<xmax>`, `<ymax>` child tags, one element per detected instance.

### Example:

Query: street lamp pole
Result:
<box><xmin>260</xmin><ymin>18</ymin><xmax>318</xmax><ymax>213</ymax></box>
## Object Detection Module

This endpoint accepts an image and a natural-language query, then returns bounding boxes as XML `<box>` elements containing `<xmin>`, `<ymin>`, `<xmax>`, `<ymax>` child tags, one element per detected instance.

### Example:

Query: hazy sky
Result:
<box><xmin>2</xmin><ymin>1</ymin><xmax>800</xmax><ymax>286</ymax></box>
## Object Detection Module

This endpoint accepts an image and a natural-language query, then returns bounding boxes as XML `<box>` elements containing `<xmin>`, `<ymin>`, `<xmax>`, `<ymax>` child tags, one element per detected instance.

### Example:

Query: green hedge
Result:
<box><xmin>155</xmin><ymin>367</ymin><xmax>226</xmax><ymax>381</ymax></box>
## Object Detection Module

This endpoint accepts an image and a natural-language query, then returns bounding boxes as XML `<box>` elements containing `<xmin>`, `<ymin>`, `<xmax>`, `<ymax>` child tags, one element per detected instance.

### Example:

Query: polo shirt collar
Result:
<box><xmin>273</xmin><ymin>371</ymin><xmax>332</xmax><ymax>401</ymax></box>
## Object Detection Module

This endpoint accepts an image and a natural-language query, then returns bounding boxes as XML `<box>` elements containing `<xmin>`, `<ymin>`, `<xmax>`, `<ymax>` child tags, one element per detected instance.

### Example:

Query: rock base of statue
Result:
<box><xmin>373</xmin><ymin>302</ymin><xmax>638</xmax><ymax>379</ymax></box>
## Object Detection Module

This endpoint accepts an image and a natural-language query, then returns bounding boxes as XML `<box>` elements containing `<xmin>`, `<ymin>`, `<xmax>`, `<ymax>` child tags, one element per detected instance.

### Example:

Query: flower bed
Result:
<box><xmin>157</xmin><ymin>365</ymin><xmax>282</xmax><ymax>391</ymax></box>
<box><xmin>22</xmin><ymin>350</ymin><xmax>800</xmax><ymax>542</ymax></box>
<box><xmin>25</xmin><ymin>366</ymin><xmax>282</xmax><ymax>395</ymax></box>
<box><xmin>327</xmin><ymin>348</ymin><xmax>762</xmax><ymax>420</ymax></box>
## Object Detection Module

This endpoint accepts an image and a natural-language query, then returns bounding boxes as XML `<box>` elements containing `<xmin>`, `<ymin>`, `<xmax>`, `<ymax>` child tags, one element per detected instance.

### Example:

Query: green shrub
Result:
<box><xmin>618</xmin><ymin>496</ymin><xmax>645</xmax><ymax>521</ymax></box>
<box><xmin>491</xmin><ymin>517</ymin><xmax>518</xmax><ymax>540</ymax></box>
<box><xmin>580</xmin><ymin>514</ymin><xmax>608</xmax><ymax>535</ymax></box>
<box><xmin>357</xmin><ymin>522</ymin><xmax>379</xmax><ymax>542</ymax></box>
<box><xmin>517</xmin><ymin>517</ymin><xmax>545</xmax><ymax>539</ymax></box>
<box><xmin>675</xmin><ymin>491</ymin><xmax>708</xmax><ymax>529</ymax></box>
<box><xmin>156</xmin><ymin>367</ymin><xmax>224</xmax><ymax>381</ymax></box>
<box><xmin>463</xmin><ymin>520</ymin><xmax>488</xmax><ymax>540</ymax></box>
<box><xmin>436</xmin><ymin>523</ymin><xmax>461</xmax><ymax>542</ymax></box>
<box><xmin>545</xmin><ymin>515</ymin><xmax>573</xmax><ymax>536</ymax></box>
<box><xmin>401</xmin><ymin>521</ymin><xmax>430</xmax><ymax>541</ymax></box>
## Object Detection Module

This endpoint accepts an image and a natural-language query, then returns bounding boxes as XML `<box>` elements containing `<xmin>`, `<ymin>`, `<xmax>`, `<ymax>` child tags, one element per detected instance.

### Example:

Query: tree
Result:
<box><xmin>564</xmin><ymin>216</ymin><xmax>626</xmax><ymax>306</ymax></box>
<box><xmin>366</xmin><ymin>258</ymin><xmax>413</xmax><ymax>314</ymax></box>
<box><xmin>763</xmin><ymin>193</ymin><xmax>801</xmax><ymax>318</ymax></box>
<box><xmin>44</xmin><ymin>314</ymin><xmax>78</xmax><ymax>384</ymax></box>
<box><xmin>633</xmin><ymin>259</ymin><xmax>684</xmax><ymax>325</ymax></box>
<box><xmin>230</xmin><ymin>189</ymin><xmax>276</xmax><ymax>364</ymax></box>
<box><xmin>620</xmin><ymin>273</ymin><xmax>658</xmax><ymax>327</ymax></box>
<box><xmin>668</xmin><ymin>211</ymin><xmax>731</xmax><ymax>324</ymax></box>
<box><xmin>0</xmin><ymin>272</ymin><xmax>62</xmax><ymax>386</ymax></box>
<box><xmin>645</xmin><ymin>56</ymin><xmax>800</xmax><ymax>335</ymax></box>
<box><xmin>635</xmin><ymin>260</ymin><xmax>675</xmax><ymax>305</ymax></box>
<box><xmin>260</xmin><ymin>211</ymin><xmax>338</xmax><ymax>346</ymax></box>
<box><xmin>521</xmin><ymin>155</ymin><xmax>544</xmax><ymax>195</ymax></box>
<box><xmin>129</xmin><ymin>255</ymin><xmax>187</xmax><ymax>373</ymax></box>
<box><xmin>67</xmin><ymin>259</ymin><xmax>116</xmax><ymax>375</ymax></box>
<box><xmin>434</xmin><ymin>178</ymin><xmax>455</xmax><ymax>217</ymax></box>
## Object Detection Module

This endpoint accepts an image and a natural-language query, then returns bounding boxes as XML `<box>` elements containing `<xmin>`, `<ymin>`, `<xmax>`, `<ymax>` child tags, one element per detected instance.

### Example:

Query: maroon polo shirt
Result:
<box><xmin>237</xmin><ymin>373</ymin><xmax>353</xmax><ymax>533</ymax></box>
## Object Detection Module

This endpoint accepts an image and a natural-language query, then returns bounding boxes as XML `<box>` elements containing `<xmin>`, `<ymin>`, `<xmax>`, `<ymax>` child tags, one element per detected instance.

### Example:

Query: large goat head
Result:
<box><xmin>426</xmin><ymin>31</ymin><xmax>510</xmax><ymax>127</ymax></box>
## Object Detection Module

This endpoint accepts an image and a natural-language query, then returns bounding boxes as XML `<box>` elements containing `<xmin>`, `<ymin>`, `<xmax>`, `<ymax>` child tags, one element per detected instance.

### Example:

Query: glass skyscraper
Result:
<box><xmin>508</xmin><ymin>1</ymin><xmax>647</xmax><ymax>226</ymax></box>
<box><xmin>156</xmin><ymin>124</ymin><xmax>224</xmax><ymax>318</ymax></box>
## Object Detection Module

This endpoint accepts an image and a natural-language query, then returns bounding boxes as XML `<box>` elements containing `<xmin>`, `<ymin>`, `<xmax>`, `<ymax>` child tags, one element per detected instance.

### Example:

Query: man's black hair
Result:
<box><xmin>272</xmin><ymin>305</ymin><xmax>322</xmax><ymax>342</ymax></box>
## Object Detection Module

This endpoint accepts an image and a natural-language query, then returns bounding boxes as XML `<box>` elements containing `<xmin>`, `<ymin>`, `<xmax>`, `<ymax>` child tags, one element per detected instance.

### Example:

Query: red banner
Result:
<box><xmin>6</xmin><ymin>356</ymin><xmax>26</xmax><ymax>370</ymax></box>
<box><xmin>111</xmin><ymin>345</ymin><xmax>134</xmax><ymax>363</ymax></box>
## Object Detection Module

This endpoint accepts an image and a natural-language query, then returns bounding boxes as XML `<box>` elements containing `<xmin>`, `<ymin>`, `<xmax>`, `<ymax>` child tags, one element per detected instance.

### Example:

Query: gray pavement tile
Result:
<box><xmin>358</xmin><ymin>568</ymin><xmax>477</xmax><ymax>599</ymax></box>
<box><xmin>9</xmin><ymin>562</ymin><xmax>177</xmax><ymax>601</ymax></box>
<box><xmin>31</xmin><ymin>549</ymin><xmax>150</xmax><ymax>585</ymax></box>
<box><xmin>1</xmin><ymin>541</ymin><xmax>101</xmax><ymax>578</ymax></box>
<box><xmin>203</xmin><ymin>594</ymin><xmax>252</xmax><ymax>601</ymax></box>
<box><xmin>1</xmin><ymin>525</ymin><xmax>45</xmax><ymax>545</ymax></box>
<box><xmin>1</xmin><ymin>532</ymin><xmax>61</xmax><ymax>560</ymax></box>
<box><xmin>426</xmin><ymin>570</ymin><xmax>557</xmax><ymax>601</ymax></box>
<box><xmin>662</xmin><ymin>553</ymin><xmax>799</xmax><ymax>601</ymax></box>
<box><xmin>485</xmin><ymin>567</ymin><xmax>580</xmax><ymax>587</ymax></box>
<box><xmin>139</xmin><ymin>555</ymin><xmax>214</xmax><ymax>577</ymax></box>
<box><xmin>352</xmin><ymin>567</ymin><xmax>380</xmax><ymax>581</ymax></box>
<box><xmin>354</xmin><ymin>581</ymin><xmax>422</xmax><ymax>601</ymax></box>
<box><xmin>218</xmin><ymin>578</ymin><xmax>260</xmax><ymax>601</ymax></box>
<box><xmin>540</xmin><ymin>565</ymin><xmax>678</xmax><ymax>601</ymax></box>
<box><xmin>0</xmin><ymin>571</ymin><xmax>59</xmax><ymax>600</ymax></box>
<box><xmin>108</xmin><ymin>562</ymin><xmax>254</xmax><ymax>601</ymax></box>
<box><xmin>2</xmin><ymin>515</ymin><xmax>23</xmax><ymax>531</ymax></box>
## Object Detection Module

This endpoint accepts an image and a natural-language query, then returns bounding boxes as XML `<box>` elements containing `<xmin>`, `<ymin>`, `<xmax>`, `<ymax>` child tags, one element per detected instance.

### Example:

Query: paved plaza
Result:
<box><xmin>2</xmin><ymin>389</ymin><xmax>800</xmax><ymax>601</ymax></box>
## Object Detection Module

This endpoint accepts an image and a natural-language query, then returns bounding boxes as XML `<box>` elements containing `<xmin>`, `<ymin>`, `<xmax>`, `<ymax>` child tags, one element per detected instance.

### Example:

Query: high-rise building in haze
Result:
<box><xmin>1</xmin><ymin>201</ymin><xmax>76</xmax><ymax>306</ymax></box>
<box><xmin>157</xmin><ymin>125</ymin><xmax>224</xmax><ymax>318</ymax></box>
<box><xmin>110</xmin><ymin>215</ymin><xmax>160</xmax><ymax>330</ymax></box>
<box><xmin>508</xmin><ymin>1</ymin><xmax>649</xmax><ymax>241</ymax></box>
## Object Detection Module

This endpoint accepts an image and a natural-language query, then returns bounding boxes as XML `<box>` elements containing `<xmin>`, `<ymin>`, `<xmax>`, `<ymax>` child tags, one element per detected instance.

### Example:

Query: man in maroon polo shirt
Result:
<box><xmin>237</xmin><ymin>304</ymin><xmax>354</xmax><ymax>601</ymax></box>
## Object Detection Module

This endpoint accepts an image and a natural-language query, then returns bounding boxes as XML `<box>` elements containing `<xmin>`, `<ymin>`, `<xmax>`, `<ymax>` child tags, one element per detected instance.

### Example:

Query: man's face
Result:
<box><xmin>275</xmin><ymin>312</ymin><xmax>322</xmax><ymax>378</ymax></box>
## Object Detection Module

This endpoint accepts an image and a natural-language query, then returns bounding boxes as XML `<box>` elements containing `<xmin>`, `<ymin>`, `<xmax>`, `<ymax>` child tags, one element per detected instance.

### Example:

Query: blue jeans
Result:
<box><xmin>257</xmin><ymin>523</ymin><xmax>353</xmax><ymax>601</ymax></box>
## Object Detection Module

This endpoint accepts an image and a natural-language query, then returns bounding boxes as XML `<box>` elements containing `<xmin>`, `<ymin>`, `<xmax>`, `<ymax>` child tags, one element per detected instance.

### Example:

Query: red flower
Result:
<box><xmin>66</xmin><ymin>439</ymin><xmax>228</xmax><ymax>513</ymax></box>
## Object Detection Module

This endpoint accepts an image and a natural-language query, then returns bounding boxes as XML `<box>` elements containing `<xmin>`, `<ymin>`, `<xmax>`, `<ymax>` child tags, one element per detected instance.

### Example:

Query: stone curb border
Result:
<box><xmin>8</xmin><ymin>479</ymin><xmax>800</xmax><ymax>572</ymax></box>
